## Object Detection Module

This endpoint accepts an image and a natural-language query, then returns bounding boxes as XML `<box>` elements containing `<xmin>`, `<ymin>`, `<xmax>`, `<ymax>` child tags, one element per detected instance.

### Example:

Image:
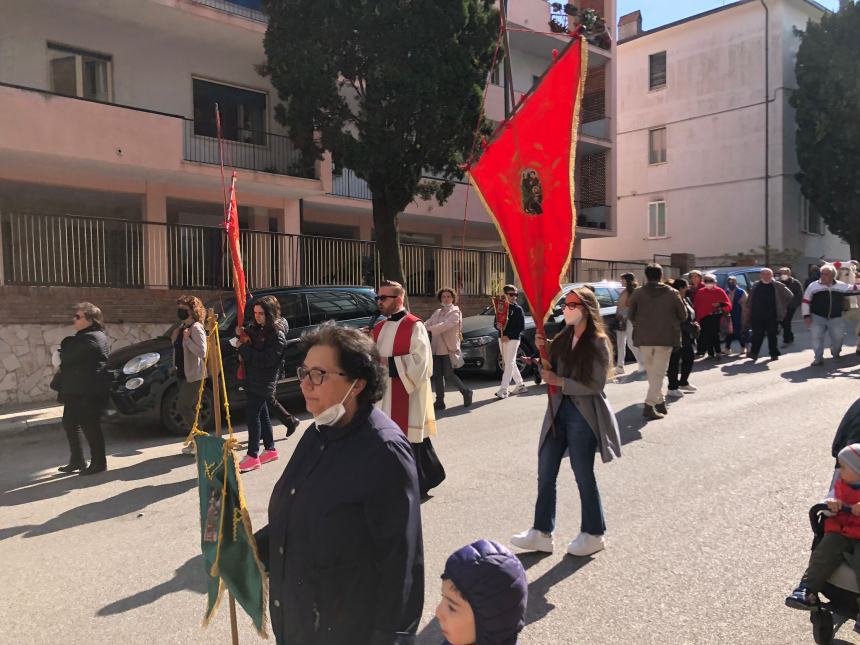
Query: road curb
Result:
<box><xmin>0</xmin><ymin>416</ymin><xmax>63</xmax><ymax>437</ymax></box>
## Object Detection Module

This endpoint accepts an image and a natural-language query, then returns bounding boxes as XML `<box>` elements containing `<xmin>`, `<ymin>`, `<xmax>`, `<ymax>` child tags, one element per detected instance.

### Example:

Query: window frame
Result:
<box><xmin>47</xmin><ymin>42</ymin><xmax>113</xmax><ymax>102</ymax></box>
<box><xmin>648</xmin><ymin>127</ymin><xmax>667</xmax><ymax>165</ymax></box>
<box><xmin>191</xmin><ymin>76</ymin><xmax>269</xmax><ymax>145</ymax></box>
<box><xmin>800</xmin><ymin>195</ymin><xmax>825</xmax><ymax>236</ymax></box>
<box><xmin>649</xmin><ymin>51</ymin><xmax>667</xmax><ymax>91</ymax></box>
<box><xmin>647</xmin><ymin>200</ymin><xmax>667</xmax><ymax>239</ymax></box>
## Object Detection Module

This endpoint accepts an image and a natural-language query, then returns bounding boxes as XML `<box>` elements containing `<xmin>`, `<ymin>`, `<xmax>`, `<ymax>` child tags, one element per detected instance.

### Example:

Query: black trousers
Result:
<box><xmin>667</xmin><ymin>345</ymin><xmax>694</xmax><ymax>390</ymax></box>
<box><xmin>62</xmin><ymin>396</ymin><xmax>106</xmax><ymax>466</ymax></box>
<box><xmin>750</xmin><ymin>318</ymin><xmax>780</xmax><ymax>359</ymax></box>
<box><xmin>431</xmin><ymin>354</ymin><xmax>469</xmax><ymax>404</ymax></box>
<box><xmin>782</xmin><ymin>306</ymin><xmax>797</xmax><ymax>343</ymax></box>
<box><xmin>699</xmin><ymin>315</ymin><xmax>722</xmax><ymax>357</ymax></box>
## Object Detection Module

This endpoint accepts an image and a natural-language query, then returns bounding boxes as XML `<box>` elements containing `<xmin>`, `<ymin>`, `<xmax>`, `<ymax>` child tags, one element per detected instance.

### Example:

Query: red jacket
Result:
<box><xmin>824</xmin><ymin>478</ymin><xmax>860</xmax><ymax>539</ymax></box>
<box><xmin>693</xmin><ymin>286</ymin><xmax>732</xmax><ymax>322</ymax></box>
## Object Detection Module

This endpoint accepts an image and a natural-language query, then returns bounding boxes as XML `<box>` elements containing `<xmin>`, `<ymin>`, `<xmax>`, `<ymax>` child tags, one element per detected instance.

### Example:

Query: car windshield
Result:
<box><xmin>161</xmin><ymin>297</ymin><xmax>236</xmax><ymax>338</ymax></box>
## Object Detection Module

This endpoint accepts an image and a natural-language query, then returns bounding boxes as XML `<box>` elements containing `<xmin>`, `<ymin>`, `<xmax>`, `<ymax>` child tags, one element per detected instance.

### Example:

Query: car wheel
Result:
<box><xmin>160</xmin><ymin>384</ymin><xmax>214</xmax><ymax>437</ymax></box>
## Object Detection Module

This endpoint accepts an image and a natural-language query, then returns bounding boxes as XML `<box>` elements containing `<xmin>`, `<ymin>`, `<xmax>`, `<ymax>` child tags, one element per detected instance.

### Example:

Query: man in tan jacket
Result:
<box><xmin>628</xmin><ymin>264</ymin><xmax>688</xmax><ymax>420</ymax></box>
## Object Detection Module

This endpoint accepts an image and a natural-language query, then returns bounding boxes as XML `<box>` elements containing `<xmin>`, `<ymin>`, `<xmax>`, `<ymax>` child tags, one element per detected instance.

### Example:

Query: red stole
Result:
<box><xmin>373</xmin><ymin>313</ymin><xmax>420</xmax><ymax>436</ymax></box>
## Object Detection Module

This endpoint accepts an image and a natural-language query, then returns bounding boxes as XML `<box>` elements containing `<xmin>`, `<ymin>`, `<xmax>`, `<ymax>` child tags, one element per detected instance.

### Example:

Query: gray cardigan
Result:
<box><xmin>539</xmin><ymin>336</ymin><xmax>621</xmax><ymax>463</ymax></box>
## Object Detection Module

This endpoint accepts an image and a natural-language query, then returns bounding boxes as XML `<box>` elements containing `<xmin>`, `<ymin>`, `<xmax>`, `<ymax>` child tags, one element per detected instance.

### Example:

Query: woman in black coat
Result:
<box><xmin>236</xmin><ymin>295</ymin><xmax>288</xmax><ymax>473</ymax></box>
<box><xmin>255</xmin><ymin>322</ymin><xmax>424</xmax><ymax>645</ymax></box>
<box><xmin>55</xmin><ymin>302</ymin><xmax>110</xmax><ymax>475</ymax></box>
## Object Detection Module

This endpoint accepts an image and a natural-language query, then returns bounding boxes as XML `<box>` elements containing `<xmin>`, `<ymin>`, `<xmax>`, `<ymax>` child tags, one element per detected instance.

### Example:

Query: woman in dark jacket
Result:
<box><xmin>56</xmin><ymin>302</ymin><xmax>110</xmax><ymax>475</ymax></box>
<box><xmin>236</xmin><ymin>295</ymin><xmax>287</xmax><ymax>473</ymax></box>
<box><xmin>255</xmin><ymin>322</ymin><xmax>424</xmax><ymax>645</ymax></box>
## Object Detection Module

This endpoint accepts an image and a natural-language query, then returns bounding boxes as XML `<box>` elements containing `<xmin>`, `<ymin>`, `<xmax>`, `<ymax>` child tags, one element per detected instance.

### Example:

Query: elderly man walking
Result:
<box><xmin>802</xmin><ymin>264</ymin><xmax>860</xmax><ymax>366</ymax></box>
<box><xmin>745</xmin><ymin>268</ymin><xmax>794</xmax><ymax>362</ymax></box>
<box><xmin>628</xmin><ymin>264</ymin><xmax>688</xmax><ymax>420</ymax></box>
<box><xmin>778</xmin><ymin>267</ymin><xmax>804</xmax><ymax>345</ymax></box>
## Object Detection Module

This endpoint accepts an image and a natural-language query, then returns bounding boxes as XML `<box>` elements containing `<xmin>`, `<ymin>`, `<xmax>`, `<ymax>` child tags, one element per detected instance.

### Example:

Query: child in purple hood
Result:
<box><xmin>435</xmin><ymin>540</ymin><xmax>528</xmax><ymax>645</ymax></box>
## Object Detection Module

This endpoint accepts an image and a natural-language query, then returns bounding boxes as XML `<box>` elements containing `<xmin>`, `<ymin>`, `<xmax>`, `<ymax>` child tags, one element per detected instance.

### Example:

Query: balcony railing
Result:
<box><xmin>575</xmin><ymin>201</ymin><xmax>610</xmax><ymax>230</ymax></box>
<box><xmin>331</xmin><ymin>167</ymin><xmax>372</xmax><ymax>200</ymax></box>
<box><xmin>0</xmin><ymin>211</ymin><xmax>509</xmax><ymax>297</ymax></box>
<box><xmin>183</xmin><ymin>119</ymin><xmax>313</xmax><ymax>179</ymax></box>
<box><xmin>191</xmin><ymin>0</ymin><xmax>267</xmax><ymax>22</ymax></box>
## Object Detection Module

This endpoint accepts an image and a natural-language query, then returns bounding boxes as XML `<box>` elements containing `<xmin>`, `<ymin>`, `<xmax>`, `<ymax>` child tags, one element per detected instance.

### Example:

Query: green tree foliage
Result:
<box><xmin>791</xmin><ymin>1</ymin><xmax>860</xmax><ymax>258</ymax></box>
<box><xmin>261</xmin><ymin>0</ymin><xmax>500</xmax><ymax>284</ymax></box>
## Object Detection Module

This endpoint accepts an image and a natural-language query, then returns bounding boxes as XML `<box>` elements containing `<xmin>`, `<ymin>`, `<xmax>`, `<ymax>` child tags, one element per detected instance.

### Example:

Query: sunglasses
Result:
<box><xmin>505</xmin><ymin>292</ymin><xmax>519</xmax><ymax>298</ymax></box>
<box><xmin>563</xmin><ymin>302</ymin><xmax>584</xmax><ymax>310</ymax></box>
<box><xmin>375</xmin><ymin>295</ymin><xmax>396</xmax><ymax>302</ymax></box>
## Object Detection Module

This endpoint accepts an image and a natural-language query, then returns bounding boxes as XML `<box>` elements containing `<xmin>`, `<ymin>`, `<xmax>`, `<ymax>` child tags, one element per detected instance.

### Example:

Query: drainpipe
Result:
<box><xmin>760</xmin><ymin>0</ymin><xmax>770</xmax><ymax>267</ymax></box>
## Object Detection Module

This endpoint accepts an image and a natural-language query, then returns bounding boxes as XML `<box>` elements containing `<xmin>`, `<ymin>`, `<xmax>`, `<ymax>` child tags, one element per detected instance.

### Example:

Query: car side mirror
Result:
<box><xmin>552</xmin><ymin>305</ymin><xmax>563</xmax><ymax>316</ymax></box>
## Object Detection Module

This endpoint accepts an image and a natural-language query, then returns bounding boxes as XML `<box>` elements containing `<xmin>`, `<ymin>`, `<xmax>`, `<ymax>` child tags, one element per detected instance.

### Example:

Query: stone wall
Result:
<box><xmin>0</xmin><ymin>322</ymin><xmax>166</xmax><ymax>407</ymax></box>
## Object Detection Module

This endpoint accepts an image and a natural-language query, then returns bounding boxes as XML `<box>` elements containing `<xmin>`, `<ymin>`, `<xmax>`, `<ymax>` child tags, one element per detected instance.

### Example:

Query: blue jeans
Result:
<box><xmin>811</xmin><ymin>314</ymin><xmax>844</xmax><ymax>361</ymax></box>
<box><xmin>245</xmin><ymin>393</ymin><xmax>274</xmax><ymax>458</ymax></box>
<box><xmin>533</xmin><ymin>398</ymin><xmax>605</xmax><ymax>535</ymax></box>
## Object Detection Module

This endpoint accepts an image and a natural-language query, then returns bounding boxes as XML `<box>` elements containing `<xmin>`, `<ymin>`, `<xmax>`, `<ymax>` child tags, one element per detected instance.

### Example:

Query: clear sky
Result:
<box><xmin>616</xmin><ymin>0</ymin><xmax>841</xmax><ymax>31</ymax></box>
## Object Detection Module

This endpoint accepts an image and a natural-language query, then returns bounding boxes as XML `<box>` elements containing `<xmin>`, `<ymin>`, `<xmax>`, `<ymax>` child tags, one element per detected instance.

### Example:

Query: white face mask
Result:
<box><xmin>705</xmin><ymin>283</ymin><xmax>715</xmax><ymax>290</ymax></box>
<box><xmin>314</xmin><ymin>380</ymin><xmax>358</xmax><ymax>427</ymax></box>
<box><xmin>442</xmin><ymin>302</ymin><xmax>453</xmax><ymax>309</ymax></box>
<box><xmin>779</xmin><ymin>275</ymin><xmax>789</xmax><ymax>281</ymax></box>
<box><xmin>563</xmin><ymin>308</ymin><xmax>584</xmax><ymax>327</ymax></box>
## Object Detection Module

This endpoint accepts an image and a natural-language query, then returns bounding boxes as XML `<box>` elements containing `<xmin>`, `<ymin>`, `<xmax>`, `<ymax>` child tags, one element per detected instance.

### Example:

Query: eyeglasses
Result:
<box><xmin>563</xmin><ymin>302</ymin><xmax>583</xmax><ymax>310</ymax></box>
<box><xmin>375</xmin><ymin>295</ymin><xmax>396</xmax><ymax>302</ymax></box>
<box><xmin>505</xmin><ymin>292</ymin><xmax>519</xmax><ymax>298</ymax></box>
<box><xmin>297</xmin><ymin>366</ymin><xmax>347</xmax><ymax>386</ymax></box>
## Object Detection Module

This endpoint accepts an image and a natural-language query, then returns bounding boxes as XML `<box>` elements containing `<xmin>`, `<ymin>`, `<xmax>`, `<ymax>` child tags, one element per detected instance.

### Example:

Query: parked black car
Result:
<box><xmin>458</xmin><ymin>281</ymin><xmax>624</xmax><ymax>377</ymax></box>
<box><xmin>106</xmin><ymin>286</ymin><xmax>379</xmax><ymax>435</ymax></box>
<box><xmin>684</xmin><ymin>267</ymin><xmax>766</xmax><ymax>290</ymax></box>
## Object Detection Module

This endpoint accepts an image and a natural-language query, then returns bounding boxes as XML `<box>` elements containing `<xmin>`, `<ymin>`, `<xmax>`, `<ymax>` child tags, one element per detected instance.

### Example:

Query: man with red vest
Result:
<box><xmin>373</xmin><ymin>279</ymin><xmax>436</xmax><ymax>449</ymax></box>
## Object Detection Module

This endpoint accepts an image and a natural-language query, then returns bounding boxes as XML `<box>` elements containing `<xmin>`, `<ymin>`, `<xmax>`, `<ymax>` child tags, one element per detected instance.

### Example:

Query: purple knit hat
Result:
<box><xmin>442</xmin><ymin>540</ymin><xmax>528</xmax><ymax>645</ymax></box>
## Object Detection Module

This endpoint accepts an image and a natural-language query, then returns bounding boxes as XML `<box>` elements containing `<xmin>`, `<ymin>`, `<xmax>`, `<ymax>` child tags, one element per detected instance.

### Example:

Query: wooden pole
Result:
<box><xmin>205</xmin><ymin>308</ymin><xmax>239</xmax><ymax>645</ymax></box>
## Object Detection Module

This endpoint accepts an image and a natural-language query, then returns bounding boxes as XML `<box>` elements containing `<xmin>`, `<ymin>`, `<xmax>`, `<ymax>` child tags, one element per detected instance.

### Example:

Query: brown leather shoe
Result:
<box><xmin>642</xmin><ymin>404</ymin><xmax>664</xmax><ymax>420</ymax></box>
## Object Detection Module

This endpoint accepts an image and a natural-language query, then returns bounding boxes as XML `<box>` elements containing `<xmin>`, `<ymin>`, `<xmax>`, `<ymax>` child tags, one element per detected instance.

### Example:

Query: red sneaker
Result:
<box><xmin>238</xmin><ymin>455</ymin><xmax>261</xmax><ymax>473</ymax></box>
<box><xmin>259</xmin><ymin>449</ymin><xmax>279</xmax><ymax>465</ymax></box>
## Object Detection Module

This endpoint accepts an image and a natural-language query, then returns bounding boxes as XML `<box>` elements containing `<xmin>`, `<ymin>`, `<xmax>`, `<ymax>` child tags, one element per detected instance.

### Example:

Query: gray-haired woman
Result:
<box><xmin>54</xmin><ymin>302</ymin><xmax>110</xmax><ymax>475</ymax></box>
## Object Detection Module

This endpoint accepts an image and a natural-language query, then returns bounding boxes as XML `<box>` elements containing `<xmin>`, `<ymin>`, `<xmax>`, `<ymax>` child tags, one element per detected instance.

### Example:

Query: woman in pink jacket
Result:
<box><xmin>425</xmin><ymin>288</ymin><xmax>473</xmax><ymax>410</ymax></box>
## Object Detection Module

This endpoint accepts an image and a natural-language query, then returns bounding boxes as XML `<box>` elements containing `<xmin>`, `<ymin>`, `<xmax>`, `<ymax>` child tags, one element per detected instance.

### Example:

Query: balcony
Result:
<box><xmin>331</xmin><ymin>167</ymin><xmax>372</xmax><ymax>201</ymax></box>
<box><xmin>191</xmin><ymin>0</ymin><xmax>267</xmax><ymax>22</ymax></box>
<box><xmin>576</xmin><ymin>202</ymin><xmax>610</xmax><ymax>231</ymax></box>
<box><xmin>183</xmin><ymin>119</ymin><xmax>313</xmax><ymax>178</ymax></box>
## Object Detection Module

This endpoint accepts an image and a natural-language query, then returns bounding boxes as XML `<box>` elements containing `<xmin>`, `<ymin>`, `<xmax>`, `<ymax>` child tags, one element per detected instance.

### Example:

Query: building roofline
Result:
<box><xmin>618</xmin><ymin>0</ymin><xmax>831</xmax><ymax>45</ymax></box>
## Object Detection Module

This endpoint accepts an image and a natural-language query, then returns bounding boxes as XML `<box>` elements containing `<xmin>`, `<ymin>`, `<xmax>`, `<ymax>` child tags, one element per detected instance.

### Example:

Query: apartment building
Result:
<box><xmin>0</xmin><ymin>0</ymin><xmax>615</xmax><ymax>405</ymax></box>
<box><xmin>581</xmin><ymin>0</ymin><xmax>848</xmax><ymax>272</ymax></box>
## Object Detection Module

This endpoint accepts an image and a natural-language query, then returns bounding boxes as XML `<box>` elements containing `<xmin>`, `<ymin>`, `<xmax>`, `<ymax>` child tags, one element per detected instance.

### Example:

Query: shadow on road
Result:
<box><xmin>1</xmin><ymin>477</ymin><xmax>196</xmax><ymax>540</ymax></box>
<box><xmin>0</xmin><ymin>454</ymin><xmax>195</xmax><ymax>508</ymax></box>
<box><xmin>781</xmin><ymin>357</ymin><xmax>860</xmax><ymax>384</ymax></box>
<box><xmin>613</xmin><ymin>404</ymin><xmax>647</xmax><ymax>446</ymax></box>
<box><xmin>97</xmin><ymin>554</ymin><xmax>207</xmax><ymax>616</ymax></box>
<box><xmin>524</xmin><ymin>554</ymin><xmax>593</xmax><ymax>626</ymax></box>
<box><xmin>719</xmin><ymin>360</ymin><xmax>773</xmax><ymax>376</ymax></box>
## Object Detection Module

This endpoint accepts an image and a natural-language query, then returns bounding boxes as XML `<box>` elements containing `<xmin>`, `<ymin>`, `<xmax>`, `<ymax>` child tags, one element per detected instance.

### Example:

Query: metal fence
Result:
<box><xmin>0</xmin><ymin>212</ymin><xmax>509</xmax><ymax>297</ymax></box>
<box><xmin>569</xmin><ymin>257</ymin><xmax>680</xmax><ymax>284</ymax></box>
<box><xmin>191</xmin><ymin>0</ymin><xmax>267</xmax><ymax>22</ymax></box>
<box><xmin>331</xmin><ymin>167</ymin><xmax>373</xmax><ymax>200</ymax></box>
<box><xmin>183</xmin><ymin>119</ymin><xmax>312</xmax><ymax>178</ymax></box>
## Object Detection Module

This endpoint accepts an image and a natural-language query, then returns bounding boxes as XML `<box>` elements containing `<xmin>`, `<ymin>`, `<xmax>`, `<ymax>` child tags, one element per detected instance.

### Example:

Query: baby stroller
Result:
<box><xmin>796</xmin><ymin>398</ymin><xmax>860</xmax><ymax>643</ymax></box>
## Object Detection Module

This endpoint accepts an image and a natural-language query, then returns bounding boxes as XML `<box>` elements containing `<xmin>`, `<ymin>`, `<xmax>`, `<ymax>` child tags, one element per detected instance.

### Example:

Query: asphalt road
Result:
<box><xmin>3</xmin><ymin>327</ymin><xmax>860</xmax><ymax>644</ymax></box>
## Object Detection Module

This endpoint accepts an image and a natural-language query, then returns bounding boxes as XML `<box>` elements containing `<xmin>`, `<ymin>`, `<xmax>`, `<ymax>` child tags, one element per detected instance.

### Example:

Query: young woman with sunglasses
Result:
<box><xmin>511</xmin><ymin>287</ymin><xmax>621</xmax><ymax>557</ymax></box>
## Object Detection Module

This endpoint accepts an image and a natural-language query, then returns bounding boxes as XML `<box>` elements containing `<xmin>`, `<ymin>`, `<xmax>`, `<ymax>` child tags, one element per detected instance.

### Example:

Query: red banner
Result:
<box><xmin>225</xmin><ymin>172</ymin><xmax>246</xmax><ymax>324</ymax></box>
<box><xmin>468</xmin><ymin>37</ymin><xmax>587</xmax><ymax>331</ymax></box>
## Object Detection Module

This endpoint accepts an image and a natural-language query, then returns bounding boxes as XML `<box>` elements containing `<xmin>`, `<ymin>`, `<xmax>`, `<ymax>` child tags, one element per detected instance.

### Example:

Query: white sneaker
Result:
<box><xmin>566</xmin><ymin>532</ymin><xmax>605</xmax><ymax>557</ymax></box>
<box><xmin>181</xmin><ymin>442</ymin><xmax>196</xmax><ymax>456</ymax></box>
<box><xmin>494</xmin><ymin>390</ymin><xmax>509</xmax><ymax>399</ymax></box>
<box><xmin>666</xmin><ymin>389</ymin><xmax>684</xmax><ymax>398</ymax></box>
<box><xmin>679</xmin><ymin>384</ymin><xmax>697</xmax><ymax>393</ymax></box>
<box><xmin>511</xmin><ymin>384</ymin><xmax>528</xmax><ymax>395</ymax></box>
<box><xmin>511</xmin><ymin>528</ymin><xmax>554</xmax><ymax>553</ymax></box>
<box><xmin>636</xmin><ymin>366</ymin><xmax>647</xmax><ymax>374</ymax></box>
<box><xmin>614</xmin><ymin>366</ymin><xmax>625</xmax><ymax>375</ymax></box>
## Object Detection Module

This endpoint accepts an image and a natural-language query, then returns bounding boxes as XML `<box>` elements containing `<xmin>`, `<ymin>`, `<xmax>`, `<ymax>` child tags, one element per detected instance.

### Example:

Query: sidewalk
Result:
<box><xmin>0</xmin><ymin>401</ymin><xmax>64</xmax><ymax>436</ymax></box>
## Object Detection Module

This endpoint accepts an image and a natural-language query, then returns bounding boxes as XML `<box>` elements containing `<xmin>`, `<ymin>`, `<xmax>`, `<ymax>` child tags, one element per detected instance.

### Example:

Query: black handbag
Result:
<box><xmin>415</xmin><ymin>437</ymin><xmax>446</xmax><ymax>495</ymax></box>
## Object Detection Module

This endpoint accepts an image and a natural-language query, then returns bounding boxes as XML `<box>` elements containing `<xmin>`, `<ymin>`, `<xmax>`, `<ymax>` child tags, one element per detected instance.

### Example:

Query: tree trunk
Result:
<box><xmin>371</xmin><ymin>193</ymin><xmax>405</xmax><ymax>287</ymax></box>
<box><xmin>849</xmin><ymin>236</ymin><xmax>860</xmax><ymax>263</ymax></box>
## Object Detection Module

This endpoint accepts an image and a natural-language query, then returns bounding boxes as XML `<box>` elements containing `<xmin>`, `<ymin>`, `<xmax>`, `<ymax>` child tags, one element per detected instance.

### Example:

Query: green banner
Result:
<box><xmin>196</xmin><ymin>433</ymin><xmax>268</xmax><ymax>637</ymax></box>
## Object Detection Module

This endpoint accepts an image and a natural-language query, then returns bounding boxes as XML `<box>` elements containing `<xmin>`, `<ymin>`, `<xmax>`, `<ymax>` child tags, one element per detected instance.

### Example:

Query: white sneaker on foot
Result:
<box><xmin>614</xmin><ymin>366</ymin><xmax>625</xmax><ymax>375</ymax></box>
<box><xmin>566</xmin><ymin>532</ymin><xmax>605</xmax><ymax>557</ymax></box>
<box><xmin>494</xmin><ymin>389</ymin><xmax>509</xmax><ymax>399</ymax></box>
<box><xmin>636</xmin><ymin>366</ymin><xmax>647</xmax><ymax>374</ymax></box>
<box><xmin>181</xmin><ymin>442</ymin><xmax>196</xmax><ymax>456</ymax></box>
<box><xmin>511</xmin><ymin>528</ymin><xmax>554</xmax><ymax>553</ymax></box>
<box><xmin>666</xmin><ymin>389</ymin><xmax>684</xmax><ymax>398</ymax></box>
<box><xmin>511</xmin><ymin>384</ymin><xmax>528</xmax><ymax>395</ymax></box>
<box><xmin>679</xmin><ymin>384</ymin><xmax>697</xmax><ymax>393</ymax></box>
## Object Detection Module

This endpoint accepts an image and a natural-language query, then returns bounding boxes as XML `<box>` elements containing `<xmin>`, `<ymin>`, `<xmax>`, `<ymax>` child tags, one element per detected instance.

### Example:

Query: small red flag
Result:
<box><xmin>469</xmin><ymin>37</ymin><xmax>587</xmax><ymax>332</ymax></box>
<box><xmin>225</xmin><ymin>172</ymin><xmax>247</xmax><ymax>324</ymax></box>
